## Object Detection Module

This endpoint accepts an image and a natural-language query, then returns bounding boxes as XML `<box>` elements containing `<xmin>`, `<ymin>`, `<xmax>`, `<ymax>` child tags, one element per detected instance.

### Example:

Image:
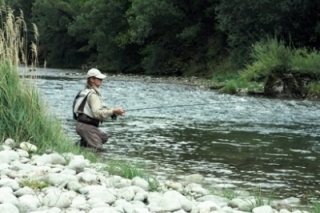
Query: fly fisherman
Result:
<box><xmin>73</xmin><ymin>68</ymin><xmax>125</xmax><ymax>152</ymax></box>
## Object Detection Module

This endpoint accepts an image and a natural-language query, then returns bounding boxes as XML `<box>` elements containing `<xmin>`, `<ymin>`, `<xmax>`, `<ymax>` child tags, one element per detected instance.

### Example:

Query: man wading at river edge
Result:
<box><xmin>73</xmin><ymin>68</ymin><xmax>126</xmax><ymax>152</ymax></box>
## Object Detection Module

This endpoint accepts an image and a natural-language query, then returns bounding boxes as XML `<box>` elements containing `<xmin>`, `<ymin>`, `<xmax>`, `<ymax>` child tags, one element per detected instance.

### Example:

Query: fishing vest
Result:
<box><xmin>73</xmin><ymin>88</ymin><xmax>101</xmax><ymax>126</ymax></box>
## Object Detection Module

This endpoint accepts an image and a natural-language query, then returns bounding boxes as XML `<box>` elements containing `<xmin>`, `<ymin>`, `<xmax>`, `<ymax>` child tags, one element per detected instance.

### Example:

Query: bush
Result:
<box><xmin>240</xmin><ymin>38</ymin><xmax>293</xmax><ymax>81</ymax></box>
<box><xmin>306</xmin><ymin>81</ymin><xmax>320</xmax><ymax>98</ymax></box>
<box><xmin>240</xmin><ymin>37</ymin><xmax>320</xmax><ymax>81</ymax></box>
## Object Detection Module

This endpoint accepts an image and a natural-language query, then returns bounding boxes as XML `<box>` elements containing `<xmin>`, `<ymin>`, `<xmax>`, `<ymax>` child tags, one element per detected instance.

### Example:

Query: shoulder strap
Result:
<box><xmin>78</xmin><ymin>92</ymin><xmax>91</xmax><ymax>112</ymax></box>
<box><xmin>73</xmin><ymin>90</ymin><xmax>82</xmax><ymax>120</ymax></box>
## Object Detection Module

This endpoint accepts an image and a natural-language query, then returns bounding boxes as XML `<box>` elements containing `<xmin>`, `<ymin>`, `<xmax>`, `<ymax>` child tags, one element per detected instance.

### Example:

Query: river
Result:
<box><xmin>20</xmin><ymin>67</ymin><xmax>320</xmax><ymax>203</ymax></box>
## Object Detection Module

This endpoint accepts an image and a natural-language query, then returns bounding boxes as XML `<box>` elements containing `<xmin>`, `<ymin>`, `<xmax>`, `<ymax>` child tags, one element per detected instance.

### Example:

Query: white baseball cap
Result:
<box><xmin>86</xmin><ymin>68</ymin><xmax>106</xmax><ymax>79</ymax></box>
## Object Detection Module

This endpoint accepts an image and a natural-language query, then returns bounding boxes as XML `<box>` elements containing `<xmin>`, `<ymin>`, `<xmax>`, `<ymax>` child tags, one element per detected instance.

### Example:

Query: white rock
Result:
<box><xmin>16</xmin><ymin>195</ymin><xmax>39</xmax><ymax>212</ymax></box>
<box><xmin>87</xmin><ymin>189</ymin><xmax>117</xmax><ymax>204</ymax></box>
<box><xmin>123</xmin><ymin>203</ymin><xmax>135</xmax><ymax>213</ymax></box>
<box><xmin>197</xmin><ymin>201</ymin><xmax>221</xmax><ymax>212</ymax></box>
<box><xmin>61</xmin><ymin>169</ymin><xmax>77</xmax><ymax>175</ymax></box>
<box><xmin>49</xmin><ymin>153</ymin><xmax>67</xmax><ymax>165</ymax></box>
<box><xmin>29</xmin><ymin>207</ymin><xmax>63</xmax><ymax>213</ymax></box>
<box><xmin>28</xmin><ymin>166</ymin><xmax>50</xmax><ymax>178</ymax></box>
<box><xmin>115</xmin><ymin>178</ymin><xmax>132</xmax><ymax>188</ymax></box>
<box><xmin>183</xmin><ymin>174</ymin><xmax>204</xmax><ymax>186</ymax></box>
<box><xmin>0</xmin><ymin>191</ymin><xmax>18</xmax><ymax>204</ymax></box>
<box><xmin>19</xmin><ymin>194</ymin><xmax>40</xmax><ymax>207</ymax></box>
<box><xmin>158</xmin><ymin>194</ymin><xmax>181</xmax><ymax>212</ymax></box>
<box><xmin>4</xmin><ymin>138</ymin><xmax>16</xmax><ymax>148</ymax></box>
<box><xmin>16</xmin><ymin>149</ymin><xmax>29</xmax><ymax>157</ymax></box>
<box><xmin>42</xmin><ymin>191</ymin><xmax>72</xmax><ymax>208</ymax></box>
<box><xmin>70</xmin><ymin>195</ymin><xmax>88</xmax><ymax>210</ymax></box>
<box><xmin>165</xmin><ymin>180</ymin><xmax>183</xmax><ymax>191</ymax></box>
<box><xmin>45</xmin><ymin>173</ymin><xmax>78</xmax><ymax>186</ymax></box>
<box><xmin>14</xmin><ymin>187</ymin><xmax>35</xmax><ymax>197</ymax></box>
<box><xmin>197</xmin><ymin>195</ymin><xmax>229</xmax><ymax>207</ymax></box>
<box><xmin>173</xmin><ymin>210</ymin><xmax>187</xmax><ymax>213</ymax></box>
<box><xmin>185</xmin><ymin>183</ymin><xmax>209</xmax><ymax>196</ymax></box>
<box><xmin>253</xmin><ymin>205</ymin><xmax>273</xmax><ymax>213</ymax></box>
<box><xmin>147</xmin><ymin>202</ymin><xmax>163</xmax><ymax>213</ymax></box>
<box><xmin>0</xmin><ymin>187</ymin><xmax>13</xmax><ymax>193</ymax></box>
<box><xmin>0</xmin><ymin>152</ymin><xmax>11</xmax><ymax>164</ymax></box>
<box><xmin>147</xmin><ymin>192</ymin><xmax>163</xmax><ymax>206</ymax></box>
<box><xmin>134</xmin><ymin>191</ymin><xmax>148</xmax><ymax>201</ymax></box>
<box><xmin>164</xmin><ymin>190</ymin><xmax>193</xmax><ymax>212</ymax></box>
<box><xmin>0</xmin><ymin>203</ymin><xmax>19</xmax><ymax>213</ymax></box>
<box><xmin>229</xmin><ymin>197</ymin><xmax>256</xmax><ymax>211</ymax></box>
<box><xmin>0</xmin><ymin>179</ymin><xmax>20</xmax><ymax>190</ymax></box>
<box><xmin>89</xmin><ymin>207</ymin><xmax>114</xmax><ymax>213</ymax></box>
<box><xmin>0</xmin><ymin>163</ymin><xmax>9</xmax><ymax>170</ymax></box>
<box><xmin>78</xmin><ymin>172</ymin><xmax>98</xmax><ymax>184</ymax></box>
<box><xmin>279</xmin><ymin>210</ymin><xmax>291</xmax><ymax>213</ymax></box>
<box><xmin>282</xmin><ymin>197</ymin><xmax>301</xmax><ymax>206</ymax></box>
<box><xmin>133</xmin><ymin>207</ymin><xmax>150</xmax><ymax>213</ymax></box>
<box><xmin>88</xmin><ymin>198</ymin><xmax>110</xmax><ymax>208</ymax></box>
<box><xmin>221</xmin><ymin>206</ymin><xmax>233</xmax><ymax>213</ymax></box>
<box><xmin>118</xmin><ymin>187</ymin><xmax>135</xmax><ymax>201</ymax></box>
<box><xmin>32</xmin><ymin>154</ymin><xmax>53</xmax><ymax>165</ymax></box>
<box><xmin>131</xmin><ymin>200</ymin><xmax>146</xmax><ymax>208</ymax></box>
<box><xmin>0</xmin><ymin>150</ymin><xmax>19</xmax><ymax>163</ymax></box>
<box><xmin>20</xmin><ymin>142</ymin><xmax>37</xmax><ymax>152</ymax></box>
<box><xmin>132</xmin><ymin>177</ymin><xmax>149</xmax><ymax>191</ymax></box>
<box><xmin>10</xmin><ymin>161</ymin><xmax>32</xmax><ymax>171</ymax></box>
<box><xmin>68</xmin><ymin>158</ymin><xmax>88</xmax><ymax>173</ymax></box>
<box><xmin>67</xmin><ymin>181</ymin><xmax>82</xmax><ymax>192</ymax></box>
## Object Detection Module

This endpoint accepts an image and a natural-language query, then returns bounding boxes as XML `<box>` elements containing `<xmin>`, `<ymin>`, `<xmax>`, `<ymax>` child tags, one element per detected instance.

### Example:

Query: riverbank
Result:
<box><xmin>26</xmin><ymin>68</ymin><xmax>319</xmax><ymax>100</ymax></box>
<box><xmin>16</xmin><ymin>66</ymin><xmax>320</xmax><ymax>207</ymax></box>
<box><xmin>0</xmin><ymin>139</ymin><xmax>313</xmax><ymax>213</ymax></box>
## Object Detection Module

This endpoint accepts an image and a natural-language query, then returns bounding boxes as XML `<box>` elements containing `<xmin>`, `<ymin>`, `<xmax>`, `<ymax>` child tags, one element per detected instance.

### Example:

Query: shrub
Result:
<box><xmin>240</xmin><ymin>38</ymin><xmax>293</xmax><ymax>81</ymax></box>
<box><xmin>306</xmin><ymin>81</ymin><xmax>320</xmax><ymax>98</ymax></box>
<box><xmin>241</xmin><ymin>37</ymin><xmax>320</xmax><ymax>81</ymax></box>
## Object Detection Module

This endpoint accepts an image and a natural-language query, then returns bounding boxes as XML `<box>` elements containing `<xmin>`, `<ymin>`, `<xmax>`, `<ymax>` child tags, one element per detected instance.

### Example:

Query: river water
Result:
<box><xmin>20</xmin><ymin>67</ymin><xmax>320</xmax><ymax>202</ymax></box>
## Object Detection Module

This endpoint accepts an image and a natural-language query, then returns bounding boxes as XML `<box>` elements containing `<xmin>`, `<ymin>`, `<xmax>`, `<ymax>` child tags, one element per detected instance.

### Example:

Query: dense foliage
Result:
<box><xmin>5</xmin><ymin>0</ymin><xmax>320</xmax><ymax>76</ymax></box>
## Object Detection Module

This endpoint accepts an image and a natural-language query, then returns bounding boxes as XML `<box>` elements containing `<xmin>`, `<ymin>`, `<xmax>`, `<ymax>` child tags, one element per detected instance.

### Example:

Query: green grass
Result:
<box><xmin>19</xmin><ymin>179</ymin><xmax>50</xmax><ymax>190</ymax></box>
<box><xmin>306</xmin><ymin>81</ymin><xmax>320</xmax><ymax>98</ymax></box>
<box><xmin>98</xmin><ymin>159</ymin><xmax>160</xmax><ymax>191</ymax></box>
<box><xmin>211</xmin><ymin>72</ymin><xmax>240</xmax><ymax>83</ymax></box>
<box><xmin>101</xmin><ymin>159</ymin><xmax>145</xmax><ymax>179</ymax></box>
<box><xmin>210</xmin><ymin>188</ymin><xmax>240</xmax><ymax>200</ymax></box>
<box><xmin>244</xmin><ymin>188</ymin><xmax>274</xmax><ymax>211</ymax></box>
<box><xmin>311</xmin><ymin>202</ymin><xmax>320</xmax><ymax>213</ymax></box>
<box><xmin>218</xmin><ymin>77</ymin><xmax>263</xmax><ymax>94</ymax></box>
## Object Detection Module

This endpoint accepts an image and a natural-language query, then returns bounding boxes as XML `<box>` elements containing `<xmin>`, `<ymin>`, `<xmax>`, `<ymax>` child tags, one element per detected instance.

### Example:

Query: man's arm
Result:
<box><xmin>89</xmin><ymin>93</ymin><xmax>114</xmax><ymax>120</ymax></box>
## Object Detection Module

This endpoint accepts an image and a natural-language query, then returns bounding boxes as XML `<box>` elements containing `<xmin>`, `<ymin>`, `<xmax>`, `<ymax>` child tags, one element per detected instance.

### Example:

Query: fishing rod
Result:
<box><xmin>125</xmin><ymin>101</ymin><xmax>240</xmax><ymax>112</ymax></box>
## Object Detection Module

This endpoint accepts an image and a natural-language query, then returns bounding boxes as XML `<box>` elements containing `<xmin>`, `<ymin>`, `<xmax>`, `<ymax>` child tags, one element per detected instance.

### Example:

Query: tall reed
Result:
<box><xmin>0</xmin><ymin>6</ymin><xmax>156</xmax><ymax>181</ymax></box>
<box><xmin>0</xmin><ymin>5</ymin><xmax>96</xmax><ymax>160</ymax></box>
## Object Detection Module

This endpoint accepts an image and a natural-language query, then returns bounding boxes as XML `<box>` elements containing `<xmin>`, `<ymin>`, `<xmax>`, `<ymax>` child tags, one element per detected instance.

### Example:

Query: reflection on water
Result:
<box><xmin>21</xmin><ymin>67</ymin><xmax>320</xmax><ymax>201</ymax></box>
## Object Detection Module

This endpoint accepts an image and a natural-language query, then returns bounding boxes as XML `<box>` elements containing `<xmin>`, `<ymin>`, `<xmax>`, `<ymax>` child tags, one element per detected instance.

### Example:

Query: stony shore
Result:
<box><xmin>0</xmin><ymin>138</ymin><xmax>310</xmax><ymax>213</ymax></box>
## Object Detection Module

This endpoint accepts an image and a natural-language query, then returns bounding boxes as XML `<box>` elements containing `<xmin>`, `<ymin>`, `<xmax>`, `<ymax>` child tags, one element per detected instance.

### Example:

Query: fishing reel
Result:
<box><xmin>111</xmin><ymin>113</ymin><xmax>117</xmax><ymax>120</ymax></box>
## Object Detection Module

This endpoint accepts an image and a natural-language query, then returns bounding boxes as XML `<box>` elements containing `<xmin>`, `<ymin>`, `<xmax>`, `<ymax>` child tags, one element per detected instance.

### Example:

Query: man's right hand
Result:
<box><xmin>113</xmin><ymin>108</ymin><xmax>126</xmax><ymax>116</ymax></box>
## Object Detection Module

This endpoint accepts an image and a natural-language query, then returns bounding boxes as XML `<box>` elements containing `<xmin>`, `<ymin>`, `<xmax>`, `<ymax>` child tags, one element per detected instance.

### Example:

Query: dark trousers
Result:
<box><xmin>76</xmin><ymin>121</ymin><xmax>108</xmax><ymax>150</ymax></box>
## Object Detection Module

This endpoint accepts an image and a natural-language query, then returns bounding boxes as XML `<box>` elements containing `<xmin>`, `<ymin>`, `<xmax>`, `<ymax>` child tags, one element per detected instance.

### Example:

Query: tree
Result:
<box><xmin>32</xmin><ymin>0</ymin><xmax>80</xmax><ymax>67</ymax></box>
<box><xmin>68</xmin><ymin>0</ymin><xmax>140</xmax><ymax>72</ymax></box>
<box><xmin>216</xmin><ymin>0</ymin><xmax>320</xmax><ymax>69</ymax></box>
<box><xmin>124</xmin><ymin>0</ymin><xmax>225</xmax><ymax>75</ymax></box>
